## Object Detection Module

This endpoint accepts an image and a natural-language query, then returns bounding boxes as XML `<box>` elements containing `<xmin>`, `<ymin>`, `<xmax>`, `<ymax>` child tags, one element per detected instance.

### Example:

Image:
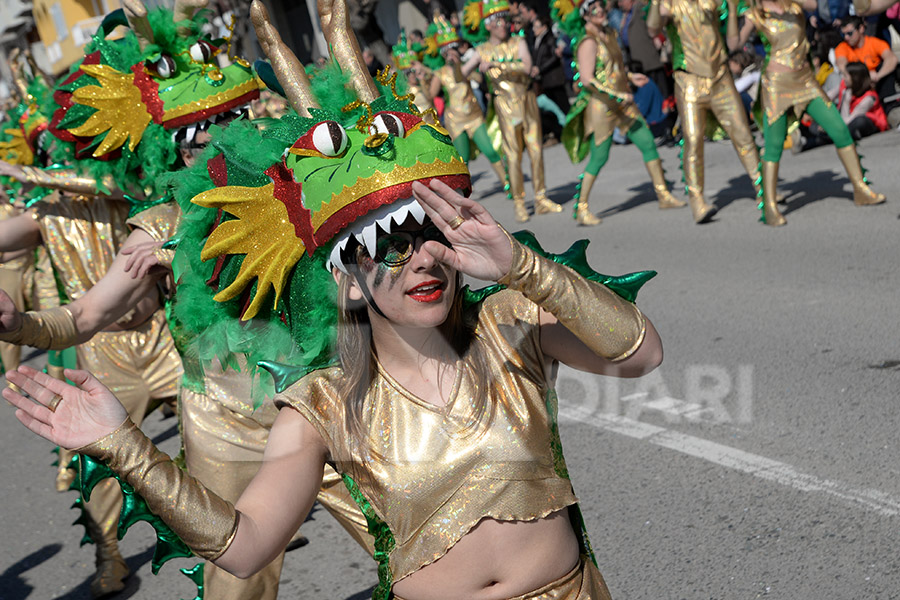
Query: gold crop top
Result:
<box><xmin>662</xmin><ymin>0</ymin><xmax>727</xmax><ymax>78</ymax></box>
<box><xmin>746</xmin><ymin>5</ymin><xmax>810</xmax><ymax>71</ymax></box>
<box><xmin>276</xmin><ymin>289</ymin><xmax>578</xmax><ymax>583</ymax></box>
<box><xmin>476</xmin><ymin>38</ymin><xmax>531</xmax><ymax>100</ymax></box>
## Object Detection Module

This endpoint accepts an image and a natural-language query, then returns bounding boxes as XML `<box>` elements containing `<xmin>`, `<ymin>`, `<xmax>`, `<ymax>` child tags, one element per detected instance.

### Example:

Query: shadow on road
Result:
<box><xmin>780</xmin><ymin>169</ymin><xmax>849</xmax><ymax>215</ymax></box>
<box><xmin>0</xmin><ymin>543</ymin><xmax>62</xmax><ymax>599</ymax></box>
<box><xmin>47</xmin><ymin>545</ymin><xmax>155</xmax><ymax>600</ymax></box>
<box><xmin>345</xmin><ymin>586</ymin><xmax>376</xmax><ymax>600</ymax></box>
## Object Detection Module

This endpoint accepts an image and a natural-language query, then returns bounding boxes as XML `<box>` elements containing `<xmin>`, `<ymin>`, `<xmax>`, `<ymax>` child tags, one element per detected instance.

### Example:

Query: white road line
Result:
<box><xmin>559</xmin><ymin>404</ymin><xmax>900</xmax><ymax>518</ymax></box>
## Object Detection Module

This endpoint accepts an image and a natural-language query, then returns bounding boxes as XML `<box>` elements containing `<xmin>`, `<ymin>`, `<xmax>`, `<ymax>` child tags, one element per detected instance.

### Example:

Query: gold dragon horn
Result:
<box><xmin>250</xmin><ymin>0</ymin><xmax>319</xmax><ymax>117</ymax></box>
<box><xmin>317</xmin><ymin>0</ymin><xmax>379</xmax><ymax>103</ymax></box>
<box><xmin>173</xmin><ymin>0</ymin><xmax>209</xmax><ymax>36</ymax></box>
<box><xmin>8</xmin><ymin>49</ymin><xmax>29</xmax><ymax>102</ymax></box>
<box><xmin>122</xmin><ymin>0</ymin><xmax>155</xmax><ymax>50</ymax></box>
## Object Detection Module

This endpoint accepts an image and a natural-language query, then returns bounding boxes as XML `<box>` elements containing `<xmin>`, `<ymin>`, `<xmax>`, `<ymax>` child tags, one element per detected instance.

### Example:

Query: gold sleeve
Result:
<box><xmin>646</xmin><ymin>0</ymin><xmax>663</xmax><ymax>31</ymax></box>
<box><xmin>0</xmin><ymin>306</ymin><xmax>77</xmax><ymax>350</ymax></box>
<box><xmin>21</xmin><ymin>166</ymin><xmax>116</xmax><ymax>196</ymax></box>
<box><xmin>76</xmin><ymin>418</ymin><xmax>238</xmax><ymax>560</ymax></box>
<box><xmin>497</xmin><ymin>233</ymin><xmax>646</xmax><ymax>362</ymax></box>
<box><xmin>852</xmin><ymin>0</ymin><xmax>871</xmax><ymax>13</ymax></box>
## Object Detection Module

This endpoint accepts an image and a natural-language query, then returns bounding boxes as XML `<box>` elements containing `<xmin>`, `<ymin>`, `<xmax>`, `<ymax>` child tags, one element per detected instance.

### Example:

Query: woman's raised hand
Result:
<box><xmin>3</xmin><ymin>365</ymin><xmax>128</xmax><ymax>449</ymax></box>
<box><xmin>412</xmin><ymin>179</ymin><xmax>513</xmax><ymax>282</ymax></box>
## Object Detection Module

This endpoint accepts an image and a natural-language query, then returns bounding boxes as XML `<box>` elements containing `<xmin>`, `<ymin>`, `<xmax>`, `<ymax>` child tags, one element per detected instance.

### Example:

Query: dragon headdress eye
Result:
<box><xmin>287</xmin><ymin>121</ymin><xmax>349</xmax><ymax>158</ymax></box>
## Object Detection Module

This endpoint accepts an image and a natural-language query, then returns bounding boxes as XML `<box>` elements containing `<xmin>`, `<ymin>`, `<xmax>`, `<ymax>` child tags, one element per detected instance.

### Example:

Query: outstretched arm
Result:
<box><xmin>853</xmin><ymin>0</ymin><xmax>898</xmax><ymax>15</ymax></box>
<box><xmin>0</xmin><ymin>228</ymin><xmax>165</xmax><ymax>347</ymax></box>
<box><xmin>4</xmin><ymin>365</ymin><xmax>328</xmax><ymax>576</ymax></box>
<box><xmin>0</xmin><ymin>210</ymin><xmax>42</xmax><ymax>253</ymax></box>
<box><xmin>0</xmin><ymin>160</ymin><xmax>124</xmax><ymax>199</ymax></box>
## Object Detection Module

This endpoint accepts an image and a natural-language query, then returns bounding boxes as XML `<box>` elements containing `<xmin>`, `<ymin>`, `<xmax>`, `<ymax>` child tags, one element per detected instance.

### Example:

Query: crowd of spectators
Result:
<box><xmin>348</xmin><ymin>0</ymin><xmax>900</xmax><ymax>150</ymax></box>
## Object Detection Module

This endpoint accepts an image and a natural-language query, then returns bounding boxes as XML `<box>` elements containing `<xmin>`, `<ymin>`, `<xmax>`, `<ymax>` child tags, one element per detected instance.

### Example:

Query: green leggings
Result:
<box><xmin>586</xmin><ymin>120</ymin><xmax>659</xmax><ymax>176</ymax></box>
<box><xmin>762</xmin><ymin>97</ymin><xmax>853</xmax><ymax>162</ymax></box>
<box><xmin>452</xmin><ymin>123</ymin><xmax>502</xmax><ymax>165</ymax></box>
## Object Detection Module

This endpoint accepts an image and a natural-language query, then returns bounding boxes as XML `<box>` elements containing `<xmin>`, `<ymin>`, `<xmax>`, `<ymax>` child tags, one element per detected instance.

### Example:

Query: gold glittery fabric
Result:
<box><xmin>125</xmin><ymin>201</ymin><xmax>182</xmax><ymax>243</ymax></box>
<box><xmin>406</xmin><ymin>82</ymin><xmax>435</xmax><ymax>114</ymax></box>
<box><xmin>76</xmin><ymin>417</ymin><xmax>238</xmax><ymax>560</ymax></box>
<box><xmin>746</xmin><ymin>6</ymin><xmax>830</xmax><ymax>125</ymax></box>
<box><xmin>436</xmin><ymin>64</ymin><xmax>485</xmax><ymax>139</ymax></box>
<box><xmin>674</xmin><ymin>68</ymin><xmax>760</xmax><ymax>200</ymax></box>
<box><xmin>661</xmin><ymin>0</ymin><xmax>728</xmax><ymax>77</ymax></box>
<box><xmin>21</xmin><ymin>167</ymin><xmax>115</xmax><ymax>195</ymax></box>
<box><xmin>181</xmin><ymin>366</ymin><xmax>372</xmax><ymax>598</ymax></box>
<box><xmin>277</xmin><ymin>290</ymin><xmax>579</xmax><ymax>583</ymax></box>
<box><xmin>31</xmin><ymin>192</ymin><xmax>131</xmax><ymax>301</ymax></box>
<box><xmin>579</xmin><ymin>30</ymin><xmax>643</xmax><ymax>146</ymax></box>
<box><xmin>476</xmin><ymin>38</ymin><xmax>547</xmax><ymax>201</ymax></box>
<box><xmin>393</xmin><ymin>556</ymin><xmax>611</xmax><ymax>600</ymax></box>
<box><xmin>0</xmin><ymin>204</ymin><xmax>29</xmax><ymax>369</ymax></box>
<box><xmin>29</xmin><ymin>246</ymin><xmax>60</xmax><ymax>311</ymax></box>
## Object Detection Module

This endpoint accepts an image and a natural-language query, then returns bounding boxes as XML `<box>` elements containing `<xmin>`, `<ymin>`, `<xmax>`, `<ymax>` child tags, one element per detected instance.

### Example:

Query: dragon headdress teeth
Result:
<box><xmin>188</xmin><ymin>0</ymin><xmax>470</xmax><ymax>321</ymax></box>
<box><xmin>48</xmin><ymin>0</ymin><xmax>260</xmax><ymax>161</ymax></box>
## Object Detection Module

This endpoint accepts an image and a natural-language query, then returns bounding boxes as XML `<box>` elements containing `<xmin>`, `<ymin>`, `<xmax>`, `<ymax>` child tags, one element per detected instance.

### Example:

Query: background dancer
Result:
<box><xmin>647</xmin><ymin>0</ymin><xmax>767</xmax><ymax>223</ymax></box>
<box><xmin>731</xmin><ymin>0</ymin><xmax>886</xmax><ymax>227</ymax></box>
<box><xmin>553</xmin><ymin>0</ymin><xmax>685</xmax><ymax>226</ymax></box>
<box><xmin>462</xmin><ymin>0</ymin><xmax>564</xmax><ymax>222</ymax></box>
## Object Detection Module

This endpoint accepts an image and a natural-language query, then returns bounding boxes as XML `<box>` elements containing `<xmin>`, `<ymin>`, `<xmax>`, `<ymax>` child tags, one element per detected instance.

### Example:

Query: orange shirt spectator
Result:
<box><xmin>835</xmin><ymin>34</ymin><xmax>890</xmax><ymax>71</ymax></box>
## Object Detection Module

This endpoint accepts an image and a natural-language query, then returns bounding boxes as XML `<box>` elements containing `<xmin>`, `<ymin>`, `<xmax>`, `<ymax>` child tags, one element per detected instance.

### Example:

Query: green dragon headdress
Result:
<box><xmin>168</xmin><ymin>0</ymin><xmax>469</xmax><ymax>395</ymax></box>
<box><xmin>0</xmin><ymin>49</ymin><xmax>51</xmax><ymax>168</ymax></box>
<box><xmin>551</xmin><ymin>0</ymin><xmax>612</xmax><ymax>44</ymax></box>
<box><xmin>46</xmin><ymin>0</ymin><xmax>260</xmax><ymax>196</ymax></box>
<box><xmin>392</xmin><ymin>31</ymin><xmax>420</xmax><ymax>72</ymax></box>
<box><xmin>462</xmin><ymin>0</ymin><xmax>511</xmax><ymax>44</ymax></box>
<box><xmin>423</xmin><ymin>13</ymin><xmax>462</xmax><ymax>69</ymax></box>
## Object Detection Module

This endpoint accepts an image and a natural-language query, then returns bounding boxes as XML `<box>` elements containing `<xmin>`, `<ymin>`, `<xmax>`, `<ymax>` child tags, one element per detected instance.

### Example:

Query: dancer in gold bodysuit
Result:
<box><xmin>424</xmin><ymin>13</ymin><xmax>508</xmax><ymax>188</ymax></box>
<box><xmin>647</xmin><ymin>0</ymin><xmax>764</xmax><ymax>223</ymax></box>
<box><xmin>462</xmin><ymin>0</ymin><xmax>563</xmax><ymax>222</ymax></box>
<box><xmin>731</xmin><ymin>0</ymin><xmax>886</xmax><ymax>226</ymax></box>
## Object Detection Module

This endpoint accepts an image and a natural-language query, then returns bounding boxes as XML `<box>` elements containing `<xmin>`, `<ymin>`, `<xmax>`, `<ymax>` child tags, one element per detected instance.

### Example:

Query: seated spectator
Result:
<box><xmin>835</xmin><ymin>16</ymin><xmax>898</xmax><ymax>104</ymax></box>
<box><xmin>837</xmin><ymin>62</ymin><xmax>890</xmax><ymax>139</ymax></box>
<box><xmin>803</xmin><ymin>61</ymin><xmax>889</xmax><ymax>149</ymax></box>
<box><xmin>728</xmin><ymin>50</ymin><xmax>761</xmax><ymax>119</ymax></box>
<box><xmin>812</xmin><ymin>42</ymin><xmax>842</xmax><ymax>98</ymax></box>
<box><xmin>629</xmin><ymin>60</ymin><xmax>675</xmax><ymax>144</ymax></box>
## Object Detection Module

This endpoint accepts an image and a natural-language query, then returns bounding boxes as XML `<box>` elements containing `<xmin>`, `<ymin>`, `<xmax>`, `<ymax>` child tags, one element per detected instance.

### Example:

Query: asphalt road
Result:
<box><xmin>2</xmin><ymin>129</ymin><xmax>899</xmax><ymax>600</ymax></box>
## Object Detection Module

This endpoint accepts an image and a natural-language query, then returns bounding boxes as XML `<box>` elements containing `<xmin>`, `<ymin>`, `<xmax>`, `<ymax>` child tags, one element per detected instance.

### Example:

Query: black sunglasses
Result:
<box><xmin>353</xmin><ymin>224</ymin><xmax>451</xmax><ymax>267</ymax></box>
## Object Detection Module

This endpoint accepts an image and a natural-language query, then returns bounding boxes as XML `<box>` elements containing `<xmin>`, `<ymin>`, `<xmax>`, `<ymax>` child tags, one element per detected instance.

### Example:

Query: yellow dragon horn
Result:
<box><xmin>122</xmin><ymin>0</ymin><xmax>155</xmax><ymax>50</ymax></box>
<box><xmin>8</xmin><ymin>49</ymin><xmax>29</xmax><ymax>101</ymax></box>
<box><xmin>173</xmin><ymin>0</ymin><xmax>208</xmax><ymax>35</ymax></box>
<box><xmin>250</xmin><ymin>0</ymin><xmax>319</xmax><ymax>117</ymax></box>
<box><xmin>317</xmin><ymin>0</ymin><xmax>379</xmax><ymax>103</ymax></box>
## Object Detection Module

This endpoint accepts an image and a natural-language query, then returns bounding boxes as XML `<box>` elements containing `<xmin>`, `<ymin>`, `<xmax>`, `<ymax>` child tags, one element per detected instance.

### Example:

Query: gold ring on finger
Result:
<box><xmin>47</xmin><ymin>394</ymin><xmax>63</xmax><ymax>413</ymax></box>
<box><xmin>448</xmin><ymin>215</ymin><xmax>465</xmax><ymax>230</ymax></box>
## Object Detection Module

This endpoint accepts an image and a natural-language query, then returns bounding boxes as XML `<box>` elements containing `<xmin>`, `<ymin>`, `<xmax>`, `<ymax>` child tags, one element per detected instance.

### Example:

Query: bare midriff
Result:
<box><xmin>392</xmin><ymin>509</ymin><xmax>581</xmax><ymax>600</ymax></box>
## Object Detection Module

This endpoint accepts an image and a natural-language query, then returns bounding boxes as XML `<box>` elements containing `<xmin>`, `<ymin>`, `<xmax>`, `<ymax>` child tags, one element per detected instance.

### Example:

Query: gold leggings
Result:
<box><xmin>674</xmin><ymin>68</ymin><xmax>761</xmax><ymax>200</ymax></box>
<box><xmin>496</xmin><ymin>91</ymin><xmax>547</xmax><ymax>201</ymax></box>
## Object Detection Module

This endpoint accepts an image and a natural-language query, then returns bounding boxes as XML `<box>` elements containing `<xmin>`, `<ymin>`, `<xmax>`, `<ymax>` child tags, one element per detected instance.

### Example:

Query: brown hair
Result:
<box><xmin>335</xmin><ymin>268</ymin><xmax>493</xmax><ymax>457</ymax></box>
<box><xmin>845</xmin><ymin>61</ymin><xmax>873</xmax><ymax>98</ymax></box>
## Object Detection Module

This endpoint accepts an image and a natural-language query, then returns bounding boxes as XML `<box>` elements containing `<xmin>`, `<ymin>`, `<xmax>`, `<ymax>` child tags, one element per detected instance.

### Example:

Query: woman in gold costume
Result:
<box><xmin>4</xmin><ymin>2</ymin><xmax>663</xmax><ymax>598</ymax></box>
<box><xmin>424</xmin><ymin>13</ymin><xmax>507</xmax><ymax>188</ymax></box>
<box><xmin>730</xmin><ymin>0</ymin><xmax>886</xmax><ymax>226</ymax></box>
<box><xmin>556</xmin><ymin>0</ymin><xmax>685</xmax><ymax>226</ymax></box>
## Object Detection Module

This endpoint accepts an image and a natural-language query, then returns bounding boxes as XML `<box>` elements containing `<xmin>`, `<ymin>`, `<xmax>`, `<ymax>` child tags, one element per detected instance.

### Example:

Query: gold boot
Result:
<box><xmin>574</xmin><ymin>173</ymin><xmax>602</xmax><ymax>226</ymax></box>
<box><xmin>687</xmin><ymin>194</ymin><xmax>717</xmax><ymax>224</ymax></box>
<box><xmin>87</xmin><ymin>519</ymin><xmax>130</xmax><ymax>598</ymax></box>
<box><xmin>56</xmin><ymin>448</ymin><xmax>76</xmax><ymax>492</ymax></box>
<box><xmin>761</xmin><ymin>161</ymin><xmax>787</xmax><ymax>226</ymax></box>
<box><xmin>645</xmin><ymin>159</ymin><xmax>686</xmax><ymax>209</ymax></box>
<box><xmin>534</xmin><ymin>193</ymin><xmax>563</xmax><ymax>215</ymax></box>
<box><xmin>513</xmin><ymin>196</ymin><xmax>530</xmax><ymax>222</ymax></box>
<box><xmin>490</xmin><ymin>160</ymin><xmax>508</xmax><ymax>193</ymax></box>
<box><xmin>835</xmin><ymin>145</ymin><xmax>886</xmax><ymax>205</ymax></box>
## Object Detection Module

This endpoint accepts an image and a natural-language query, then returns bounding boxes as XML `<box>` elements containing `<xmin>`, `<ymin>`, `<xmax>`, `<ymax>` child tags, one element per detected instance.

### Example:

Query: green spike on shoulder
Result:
<box><xmin>462</xmin><ymin>230</ymin><xmax>656</xmax><ymax>307</ymax></box>
<box><xmin>179</xmin><ymin>562</ymin><xmax>205</xmax><ymax>600</ymax></box>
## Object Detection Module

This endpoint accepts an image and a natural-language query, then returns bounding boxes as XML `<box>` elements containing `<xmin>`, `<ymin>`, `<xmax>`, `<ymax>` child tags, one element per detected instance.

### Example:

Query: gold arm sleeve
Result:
<box><xmin>852</xmin><ymin>0</ymin><xmax>872</xmax><ymax>13</ymax></box>
<box><xmin>0</xmin><ymin>306</ymin><xmax>77</xmax><ymax>350</ymax></box>
<box><xmin>21</xmin><ymin>166</ymin><xmax>116</xmax><ymax>196</ymax></box>
<box><xmin>76</xmin><ymin>418</ymin><xmax>239</xmax><ymax>560</ymax></box>
<box><xmin>497</xmin><ymin>232</ymin><xmax>646</xmax><ymax>362</ymax></box>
